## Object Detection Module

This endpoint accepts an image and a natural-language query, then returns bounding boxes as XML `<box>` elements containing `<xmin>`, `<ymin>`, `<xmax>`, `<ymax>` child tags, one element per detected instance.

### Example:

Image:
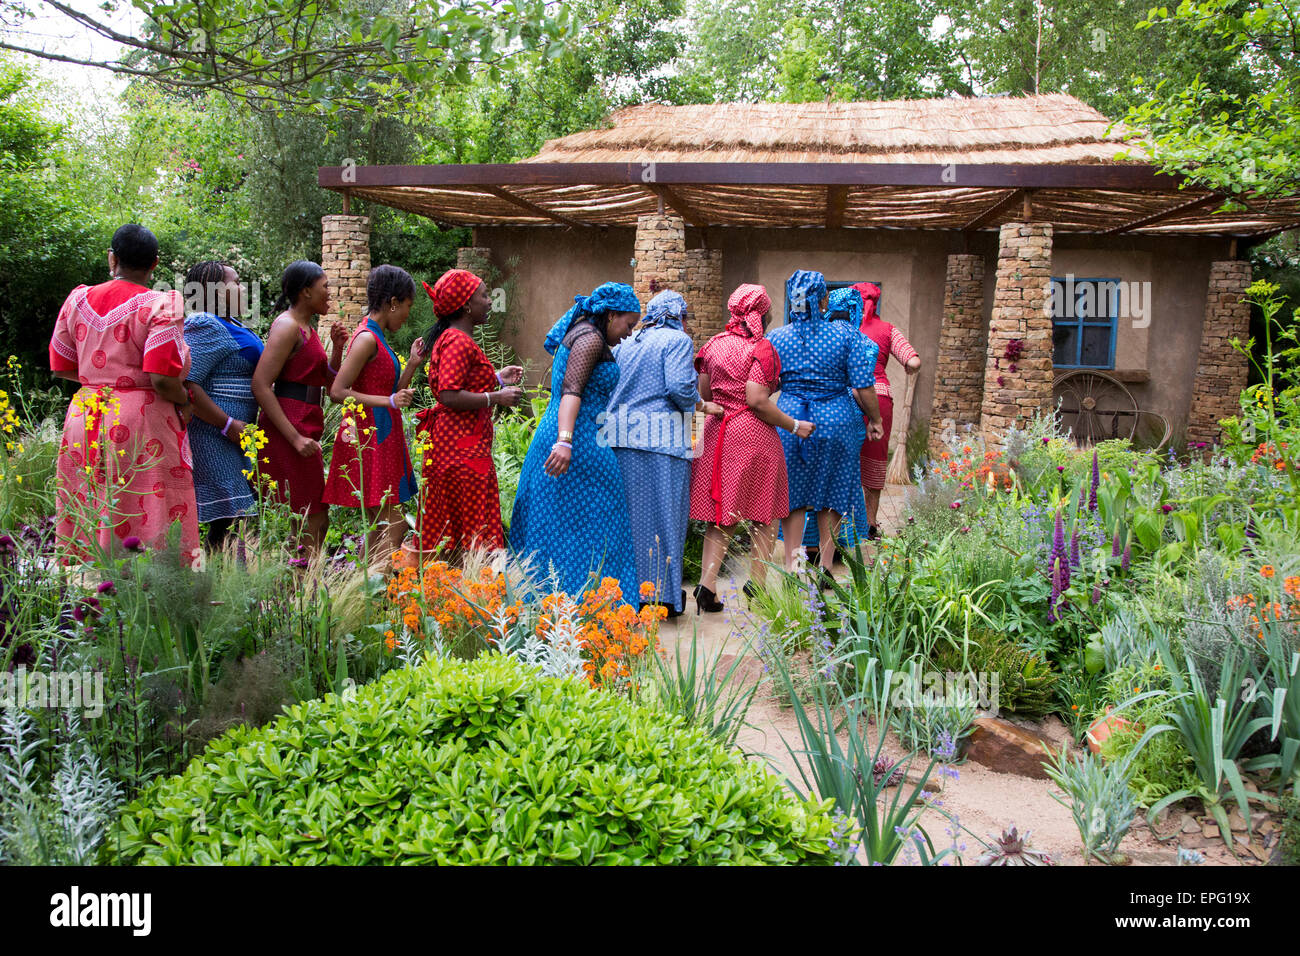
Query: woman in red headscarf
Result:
<box><xmin>411</xmin><ymin>269</ymin><xmax>524</xmax><ymax>555</ymax></box>
<box><xmin>688</xmin><ymin>283</ymin><xmax>815</xmax><ymax>612</ymax></box>
<box><xmin>852</xmin><ymin>282</ymin><xmax>920</xmax><ymax>537</ymax></box>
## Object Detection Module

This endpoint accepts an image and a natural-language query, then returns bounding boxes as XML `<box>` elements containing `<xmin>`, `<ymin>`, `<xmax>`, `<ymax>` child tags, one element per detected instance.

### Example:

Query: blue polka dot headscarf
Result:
<box><xmin>785</xmin><ymin>270</ymin><xmax>828</xmax><ymax>325</ymax></box>
<box><xmin>544</xmin><ymin>282</ymin><xmax>642</xmax><ymax>355</ymax></box>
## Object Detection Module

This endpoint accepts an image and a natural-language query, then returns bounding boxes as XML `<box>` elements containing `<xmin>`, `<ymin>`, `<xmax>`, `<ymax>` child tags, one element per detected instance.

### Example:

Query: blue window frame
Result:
<box><xmin>1050</xmin><ymin>276</ymin><xmax>1118</xmax><ymax>369</ymax></box>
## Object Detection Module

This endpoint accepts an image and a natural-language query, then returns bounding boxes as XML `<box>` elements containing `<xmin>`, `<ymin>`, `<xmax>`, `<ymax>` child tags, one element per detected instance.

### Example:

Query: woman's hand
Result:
<box><xmin>409</xmin><ymin>338</ymin><xmax>428</xmax><ymax>366</ymax></box>
<box><xmin>176</xmin><ymin>402</ymin><xmax>194</xmax><ymax>428</ymax></box>
<box><xmin>699</xmin><ymin>401</ymin><xmax>724</xmax><ymax>417</ymax></box>
<box><xmin>494</xmin><ymin>386</ymin><xmax>525</xmax><ymax>408</ymax></box>
<box><xmin>329</xmin><ymin>322</ymin><xmax>349</xmax><ymax>352</ymax></box>
<box><xmin>867</xmin><ymin>419</ymin><xmax>885</xmax><ymax>442</ymax></box>
<box><xmin>291</xmin><ymin>432</ymin><xmax>321</xmax><ymax>458</ymax></box>
<box><xmin>793</xmin><ymin>420</ymin><xmax>816</xmax><ymax>439</ymax></box>
<box><xmin>391</xmin><ymin>388</ymin><xmax>416</xmax><ymax>409</ymax></box>
<box><xmin>225</xmin><ymin>419</ymin><xmax>248</xmax><ymax>443</ymax></box>
<box><xmin>498</xmin><ymin>365</ymin><xmax>524</xmax><ymax>386</ymax></box>
<box><xmin>544</xmin><ymin>443</ymin><xmax>572</xmax><ymax>477</ymax></box>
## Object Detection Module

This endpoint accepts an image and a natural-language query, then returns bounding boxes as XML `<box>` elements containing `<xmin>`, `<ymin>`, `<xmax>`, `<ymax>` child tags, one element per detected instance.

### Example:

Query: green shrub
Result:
<box><xmin>109</xmin><ymin>654</ymin><xmax>836</xmax><ymax>865</ymax></box>
<box><xmin>934</xmin><ymin>629</ymin><xmax>1060</xmax><ymax>720</ymax></box>
<box><xmin>1279</xmin><ymin>794</ymin><xmax>1300</xmax><ymax>866</ymax></box>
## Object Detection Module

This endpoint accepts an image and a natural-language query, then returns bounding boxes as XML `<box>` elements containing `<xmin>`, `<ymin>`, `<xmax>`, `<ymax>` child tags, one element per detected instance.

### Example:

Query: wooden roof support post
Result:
<box><xmin>342</xmin><ymin>189</ymin><xmax>351</xmax><ymax>215</ymax></box>
<box><xmin>1022</xmin><ymin>189</ymin><xmax>1034</xmax><ymax>221</ymax></box>
<box><xmin>826</xmin><ymin>185</ymin><xmax>850</xmax><ymax>229</ymax></box>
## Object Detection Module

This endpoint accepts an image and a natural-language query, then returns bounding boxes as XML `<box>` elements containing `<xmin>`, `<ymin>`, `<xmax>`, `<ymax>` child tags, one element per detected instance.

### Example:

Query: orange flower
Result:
<box><xmin>1262</xmin><ymin>565</ymin><xmax>1276</xmax><ymax>579</ymax></box>
<box><xmin>639</xmin><ymin>580</ymin><xmax>656</xmax><ymax>599</ymax></box>
<box><xmin>1284</xmin><ymin>576</ymin><xmax>1300</xmax><ymax>599</ymax></box>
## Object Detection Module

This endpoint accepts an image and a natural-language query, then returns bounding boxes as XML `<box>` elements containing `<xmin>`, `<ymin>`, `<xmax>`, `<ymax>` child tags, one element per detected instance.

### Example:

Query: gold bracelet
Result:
<box><xmin>558</xmin><ymin>429</ymin><xmax>574</xmax><ymax>443</ymax></box>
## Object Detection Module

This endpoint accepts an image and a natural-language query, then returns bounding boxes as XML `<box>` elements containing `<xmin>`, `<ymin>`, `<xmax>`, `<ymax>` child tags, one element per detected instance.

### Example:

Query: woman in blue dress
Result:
<box><xmin>606</xmin><ymin>291</ymin><xmax>721</xmax><ymax>617</ymax></box>
<box><xmin>768</xmin><ymin>271</ymin><xmax>884</xmax><ymax>584</ymax></box>
<box><xmin>799</xmin><ymin>285</ymin><xmax>873</xmax><ymax>558</ymax></box>
<box><xmin>182</xmin><ymin>261</ymin><xmax>263</xmax><ymax>549</ymax></box>
<box><xmin>510</xmin><ymin>283</ymin><xmax>642</xmax><ymax>602</ymax></box>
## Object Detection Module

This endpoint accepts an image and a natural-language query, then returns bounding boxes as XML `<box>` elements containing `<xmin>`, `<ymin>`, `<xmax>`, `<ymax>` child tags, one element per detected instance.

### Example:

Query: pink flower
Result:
<box><xmin>950</xmin><ymin>500</ymin><xmax>962</xmax><ymax>510</ymax></box>
<box><xmin>122</xmin><ymin>536</ymin><xmax>143</xmax><ymax>551</ymax></box>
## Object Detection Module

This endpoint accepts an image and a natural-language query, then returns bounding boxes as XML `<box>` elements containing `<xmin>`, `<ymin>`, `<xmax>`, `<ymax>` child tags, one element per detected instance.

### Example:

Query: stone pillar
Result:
<box><xmin>929</xmin><ymin>254</ymin><xmax>987</xmax><ymax>454</ymax></box>
<box><xmin>321</xmin><ymin>214</ymin><xmax>371</xmax><ymax>341</ymax></box>
<box><xmin>456</xmin><ymin>246</ymin><xmax>493</xmax><ymax>279</ymax></box>
<box><xmin>1186</xmin><ymin>260</ymin><xmax>1252</xmax><ymax>449</ymax></box>
<box><xmin>979</xmin><ymin>222</ymin><xmax>1055</xmax><ymax>447</ymax></box>
<box><xmin>684</xmin><ymin>248</ymin><xmax>724</xmax><ymax>350</ymax></box>
<box><xmin>632</xmin><ymin>214</ymin><xmax>686</xmax><ymax>308</ymax></box>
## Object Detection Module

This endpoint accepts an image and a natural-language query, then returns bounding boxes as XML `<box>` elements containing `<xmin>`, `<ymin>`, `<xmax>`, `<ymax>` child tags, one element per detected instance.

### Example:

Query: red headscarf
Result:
<box><xmin>423</xmin><ymin>269</ymin><xmax>483</xmax><ymax>318</ymax></box>
<box><xmin>852</xmin><ymin>281</ymin><xmax>882</xmax><ymax>331</ymax></box>
<box><xmin>726</xmin><ymin>283</ymin><xmax>780</xmax><ymax>383</ymax></box>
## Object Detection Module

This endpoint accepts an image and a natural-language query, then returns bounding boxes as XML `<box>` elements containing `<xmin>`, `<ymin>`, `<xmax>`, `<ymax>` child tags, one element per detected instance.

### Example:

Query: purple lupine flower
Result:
<box><xmin>1077</xmin><ymin>483</ymin><xmax>1087</xmax><ymax>513</ymax></box>
<box><xmin>1121</xmin><ymin>544</ymin><xmax>1131</xmax><ymax>572</ymax></box>
<box><xmin>1069</xmin><ymin>527</ymin><xmax>1081</xmax><ymax>570</ymax></box>
<box><xmin>1089</xmin><ymin>451</ymin><xmax>1100</xmax><ymax>512</ymax></box>
<box><xmin>1111</xmin><ymin>527</ymin><xmax>1122</xmax><ymax>558</ymax></box>
<box><xmin>1092</xmin><ymin>583</ymin><xmax>1102</xmax><ymax>605</ymax></box>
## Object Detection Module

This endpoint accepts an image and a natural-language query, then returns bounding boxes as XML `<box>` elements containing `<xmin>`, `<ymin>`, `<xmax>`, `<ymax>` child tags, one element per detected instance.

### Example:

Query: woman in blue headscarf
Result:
<box><xmin>798</xmin><ymin>285</ymin><xmax>872</xmax><ymax>558</ymax></box>
<box><xmin>510</xmin><ymin>283</ymin><xmax>642</xmax><ymax>602</ymax></box>
<box><xmin>605</xmin><ymin>290</ymin><xmax>722</xmax><ymax>617</ymax></box>
<box><xmin>768</xmin><ymin>271</ymin><xmax>884</xmax><ymax>585</ymax></box>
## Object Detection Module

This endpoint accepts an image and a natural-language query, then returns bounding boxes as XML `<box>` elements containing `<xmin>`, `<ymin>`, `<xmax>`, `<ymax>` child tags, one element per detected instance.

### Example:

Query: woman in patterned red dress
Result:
<box><xmin>324</xmin><ymin>265</ymin><xmax>425</xmax><ymax>562</ymax></box>
<box><xmin>49</xmin><ymin>224</ymin><xmax>201</xmax><ymax>563</ymax></box>
<box><xmin>412</xmin><ymin>269</ymin><xmax>524</xmax><ymax>555</ymax></box>
<box><xmin>852</xmin><ymin>282</ymin><xmax>920</xmax><ymax>537</ymax></box>
<box><xmin>688</xmin><ymin>284</ymin><xmax>815</xmax><ymax>612</ymax></box>
<box><xmin>251</xmin><ymin>261</ymin><xmax>347</xmax><ymax>557</ymax></box>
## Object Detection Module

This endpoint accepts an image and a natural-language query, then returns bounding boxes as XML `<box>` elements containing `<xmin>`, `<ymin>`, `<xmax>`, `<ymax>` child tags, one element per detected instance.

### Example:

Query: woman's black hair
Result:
<box><xmin>826</xmin><ymin>308</ymin><xmax>851</xmax><ymax>323</ymax></box>
<box><xmin>274</xmin><ymin>260</ymin><xmax>326</xmax><ymax>313</ymax></box>
<box><xmin>111</xmin><ymin>223</ymin><xmax>159</xmax><ymax>270</ymax></box>
<box><xmin>424</xmin><ymin>303</ymin><xmax>468</xmax><ymax>349</ymax></box>
<box><xmin>185</xmin><ymin>260</ymin><xmax>229</xmax><ymax>316</ymax></box>
<box><xmin>367</xmin><ymin>264</ymin><xmax>415</xmax><ymax>313</ymax></box>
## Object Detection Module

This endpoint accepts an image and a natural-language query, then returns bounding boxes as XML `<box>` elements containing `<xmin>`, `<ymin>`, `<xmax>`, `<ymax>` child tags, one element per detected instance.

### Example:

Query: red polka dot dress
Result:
<box><xmin>323</xmin><ymin>319</ymin><xmax>417</xmax><ymax>509</ymax></box>
<box><xmin>414</xmin><ymin>327</ymin><xmax>505</xmax><ymax>552</ymax></box>
<box><xmin>48</xmin><ymin>280</ymin><xmax>200</xmax><ymax>562</ymax></box>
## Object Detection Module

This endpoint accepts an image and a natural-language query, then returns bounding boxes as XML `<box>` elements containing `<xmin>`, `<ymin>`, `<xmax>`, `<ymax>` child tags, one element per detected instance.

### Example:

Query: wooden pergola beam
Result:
<box><xmin>476</xmin><ymin>185</ymin><xmax>591</xmax><ymax>228</ymax></box>
<box><xmin>826</xmin><ymin>185</ymin><xmax>850</xmax><ymax>228</ymax></box>
<box><xmin>1101</xmin><ymin>192</ymin><xmax>1226</xmax><ymax>235</ymax></box>
<box><xmin>961</xmin><ymin>189</ymin><xmax>1024</xmax><ymax>231</ymax></box>
<box><xmin>319</xmin><ymin>162</ymin><xmax>1191</xmax><ymax>190</ymax></box>
<box><xmin>643</xmin><ymin>183</ymin><xmax>709</xmax><ymax>227</ymax></box>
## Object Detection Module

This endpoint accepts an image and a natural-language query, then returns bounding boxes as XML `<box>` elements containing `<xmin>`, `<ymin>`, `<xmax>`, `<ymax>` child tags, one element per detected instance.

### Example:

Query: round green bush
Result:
<box><xmin>109</xmin><ymin>654</ymin><xmax>836</xmax><ymax>865</ymax></box>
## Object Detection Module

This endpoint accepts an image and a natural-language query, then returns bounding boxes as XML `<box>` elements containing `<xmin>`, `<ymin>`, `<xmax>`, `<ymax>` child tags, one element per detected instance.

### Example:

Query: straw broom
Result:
<box><xmin>886</xmin><ymin>374</ymin><xmax>917</xmax><ymax>485</ymax></box>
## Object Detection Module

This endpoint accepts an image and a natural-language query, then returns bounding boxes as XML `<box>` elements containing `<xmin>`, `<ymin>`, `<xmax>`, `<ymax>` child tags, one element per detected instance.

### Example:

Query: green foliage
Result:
<box><xmin>645</xmin><ymin>627</ymin><xmax>757</xmax><ymax>749</ymax></box>
<box><xmin>1280</xmin><ymin>792</ymin><xmax>1300</xmax><ymax>865</ymax></box>
<box><xmin>110</xmin><ymin>654</ymin><xmax>835</xmax><ymax>865</ymax></box>
<box><xmin>1042</xmin><ymin>746</ymin><xmax>1142</xmax><ymax>865</ymax></box>
<box><xmin>935</xmin><ymin>629</ymin><xmax>1061</xmax><ymax>720</ymax></box>
<box><xmin>1098</xmin><ymin>662</ymin><xmax>1204</xmax><ymax>807</ymax></box>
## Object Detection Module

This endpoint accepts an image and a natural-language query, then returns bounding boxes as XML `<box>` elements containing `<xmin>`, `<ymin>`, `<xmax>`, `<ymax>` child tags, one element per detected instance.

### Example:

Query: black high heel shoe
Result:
<box><xmin>742</xmin><ymin>580</ymin><xmax>761</xmax><ymax>601</ymax></box>
<box><xmin>694</xmin><ymin>584</ymin><xmax>724</xmax><ymax>613</ymax></box>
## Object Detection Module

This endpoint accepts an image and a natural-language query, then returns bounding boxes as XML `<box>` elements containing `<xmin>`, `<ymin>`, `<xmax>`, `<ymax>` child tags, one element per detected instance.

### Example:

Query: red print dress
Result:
<box><xmin>859</xmin><ymin>317</ymin><xmax>919</xmax><ymax>490</ymax></box>
<box><xmin>688</xmin><ymin>328</ymin><xmax>789</xmax><ymax>526</ymax></box>
<box><xmin>49</xmin><ymin>280</ymin><xmax>200</xmax><ymax>561</ymax></box>
<box><xmin>258</xmin><ymin>319</ymin><xmax>332</xmax><ymax>514</ymax></box>
<box><xmin>415</xmin><ymin>327</ymin><xmax>505</xmax><ymax>551</ymax></box>
<box><xmin>324</xmin><ymin>319</ymin><xmax>417</xmax><ymax>509</ymax></box>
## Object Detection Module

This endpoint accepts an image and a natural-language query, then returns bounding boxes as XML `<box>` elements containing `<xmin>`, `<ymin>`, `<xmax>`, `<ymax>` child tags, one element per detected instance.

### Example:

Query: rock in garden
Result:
<box><xmin>964</xmin><ymin>717</ymin><xmax>1055</xmax><ymax>780</ymax></box>
<box><xmin>1181</xmin><ymin>813</ymin><xmax>1200</xmax><ymax>834</ymax></box>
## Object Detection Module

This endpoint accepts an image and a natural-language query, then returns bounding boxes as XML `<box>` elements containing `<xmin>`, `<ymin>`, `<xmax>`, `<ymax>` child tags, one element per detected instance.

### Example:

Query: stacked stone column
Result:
<box><xmin>979</xmin><ymin>222</ymin><xmax>1055</xmax><ymax>448</ymax></box>
<box><xmin>321</xmin><ymin>214</ymin><xmax>371</xmax><ymax>341</ymax></box>
<box><xmin>929</xmin><ymin>254</ymin><xmax>987</xmax><ymax>453</ymax></box>
<box><xmin>1186</xmin><ymin>260</ymin><xmax>1252</xmax><ymax>449</ymax></box>
<box><xmin>684</xmin><ymin>248</ymin><xmax>725</xmax><ymax>349</ymax></box>
<box><xmin>633</xmin><ymin>214</ymin><xmax>687</xmax><ymax>307</ymax></box>
<box><xmin>456</xmin><ymin>246</ymin><xmax>493</xmax><ymax>279</ymax></box>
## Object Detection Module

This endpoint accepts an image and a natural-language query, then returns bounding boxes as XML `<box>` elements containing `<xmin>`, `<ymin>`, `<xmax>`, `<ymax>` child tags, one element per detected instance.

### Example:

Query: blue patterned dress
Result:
<box><xmin>183</xmin><ymin>312</ymin><xmax>261</xmax><ymax>523</ymax></box>
<box><xmin>768</xmin><ymin>272</ymin><xmax>877</xmax><ymax>521</ymax></box>
<box><xmin>510</xmin><ymin>322</ymin><xmax>638</xmax><ymax>603</ymax></box>
<box><xmin>607</xmin><ymin>293</ymin><xmax>698</xmax><ymax>613</ymax></box>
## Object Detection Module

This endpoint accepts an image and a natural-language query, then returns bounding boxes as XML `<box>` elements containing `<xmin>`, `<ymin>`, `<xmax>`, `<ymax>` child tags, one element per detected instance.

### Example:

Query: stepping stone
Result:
<box><xmin>963</xmin><ymin>717</ymin><xmax>1054</xmax><ymax>780</ymax></box>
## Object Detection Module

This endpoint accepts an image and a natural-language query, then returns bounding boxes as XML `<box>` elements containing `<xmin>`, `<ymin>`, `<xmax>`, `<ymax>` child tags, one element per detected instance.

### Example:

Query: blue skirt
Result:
<box><xmin>614</xmin><ymin>448</ymin><xmax>689</xmax><ymax>613</ymax></box>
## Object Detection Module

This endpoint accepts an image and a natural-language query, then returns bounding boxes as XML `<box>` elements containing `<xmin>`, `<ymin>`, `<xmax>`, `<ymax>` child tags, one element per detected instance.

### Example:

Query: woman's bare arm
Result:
<box><xmin>252</xmin><ymin>316</ymin><xmax>313</xmax><ymax>452</ymax></box>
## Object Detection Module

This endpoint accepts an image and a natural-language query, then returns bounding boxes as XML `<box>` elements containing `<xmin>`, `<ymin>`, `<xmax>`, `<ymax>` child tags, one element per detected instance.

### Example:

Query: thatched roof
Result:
<box><xmin>319</xmin><ymin>95</ymin><xmax>1300</xmax><ymax>236</ymax></box>
<box><xmin>523</xmin><ymin>95</ymin><xmax>1149</xmax><ymax>166</ymax></box>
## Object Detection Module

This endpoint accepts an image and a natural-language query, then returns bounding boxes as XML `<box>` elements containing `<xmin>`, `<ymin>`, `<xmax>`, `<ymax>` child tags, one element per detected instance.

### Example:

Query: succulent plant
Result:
<box><xmin>977</xmin><ymin>825</ymin><xmax>1054</xmax><ymax>866</ymax></box>
<box><xmin>872</xmin><ymin>756</ymin><xmax>904</xmax><ymax>788</ymax></box>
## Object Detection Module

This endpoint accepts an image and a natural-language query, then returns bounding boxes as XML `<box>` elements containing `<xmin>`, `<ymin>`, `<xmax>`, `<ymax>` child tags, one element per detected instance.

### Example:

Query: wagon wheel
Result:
<box><xmin>1053</xmin><ymin>369</ymin><xmax>1138</xmax><ymax>446</ymax></box>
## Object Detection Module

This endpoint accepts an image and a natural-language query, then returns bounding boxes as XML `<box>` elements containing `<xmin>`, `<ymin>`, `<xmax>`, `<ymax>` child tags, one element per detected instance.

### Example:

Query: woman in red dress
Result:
<box><xmin>688</xmin><ymin>283</ymin><xmax>815</xmax><ymax>612</ymax></box>
<box><xmin>411</xmin><ymin>269</ymin><xmax>524</xmax><ymax>555</ymax></box>
<box><xmin>49</xmin><ymin>223</ymin><xmax>200</xmax><ymax>564</ymax></box>
<box><xmin>324</xmin><ymin>265</ymin><xmax>425</xmax><ymax>563</ymax></box>
<box><xmin>251</xmin><ymin>261</ymin><xmax>347</xmax><ymax>556</ymax></box>
<box><xmin>851</xmin><ymin>282</ymin><xmax>920</xmax><ymax>537</ymax></box>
